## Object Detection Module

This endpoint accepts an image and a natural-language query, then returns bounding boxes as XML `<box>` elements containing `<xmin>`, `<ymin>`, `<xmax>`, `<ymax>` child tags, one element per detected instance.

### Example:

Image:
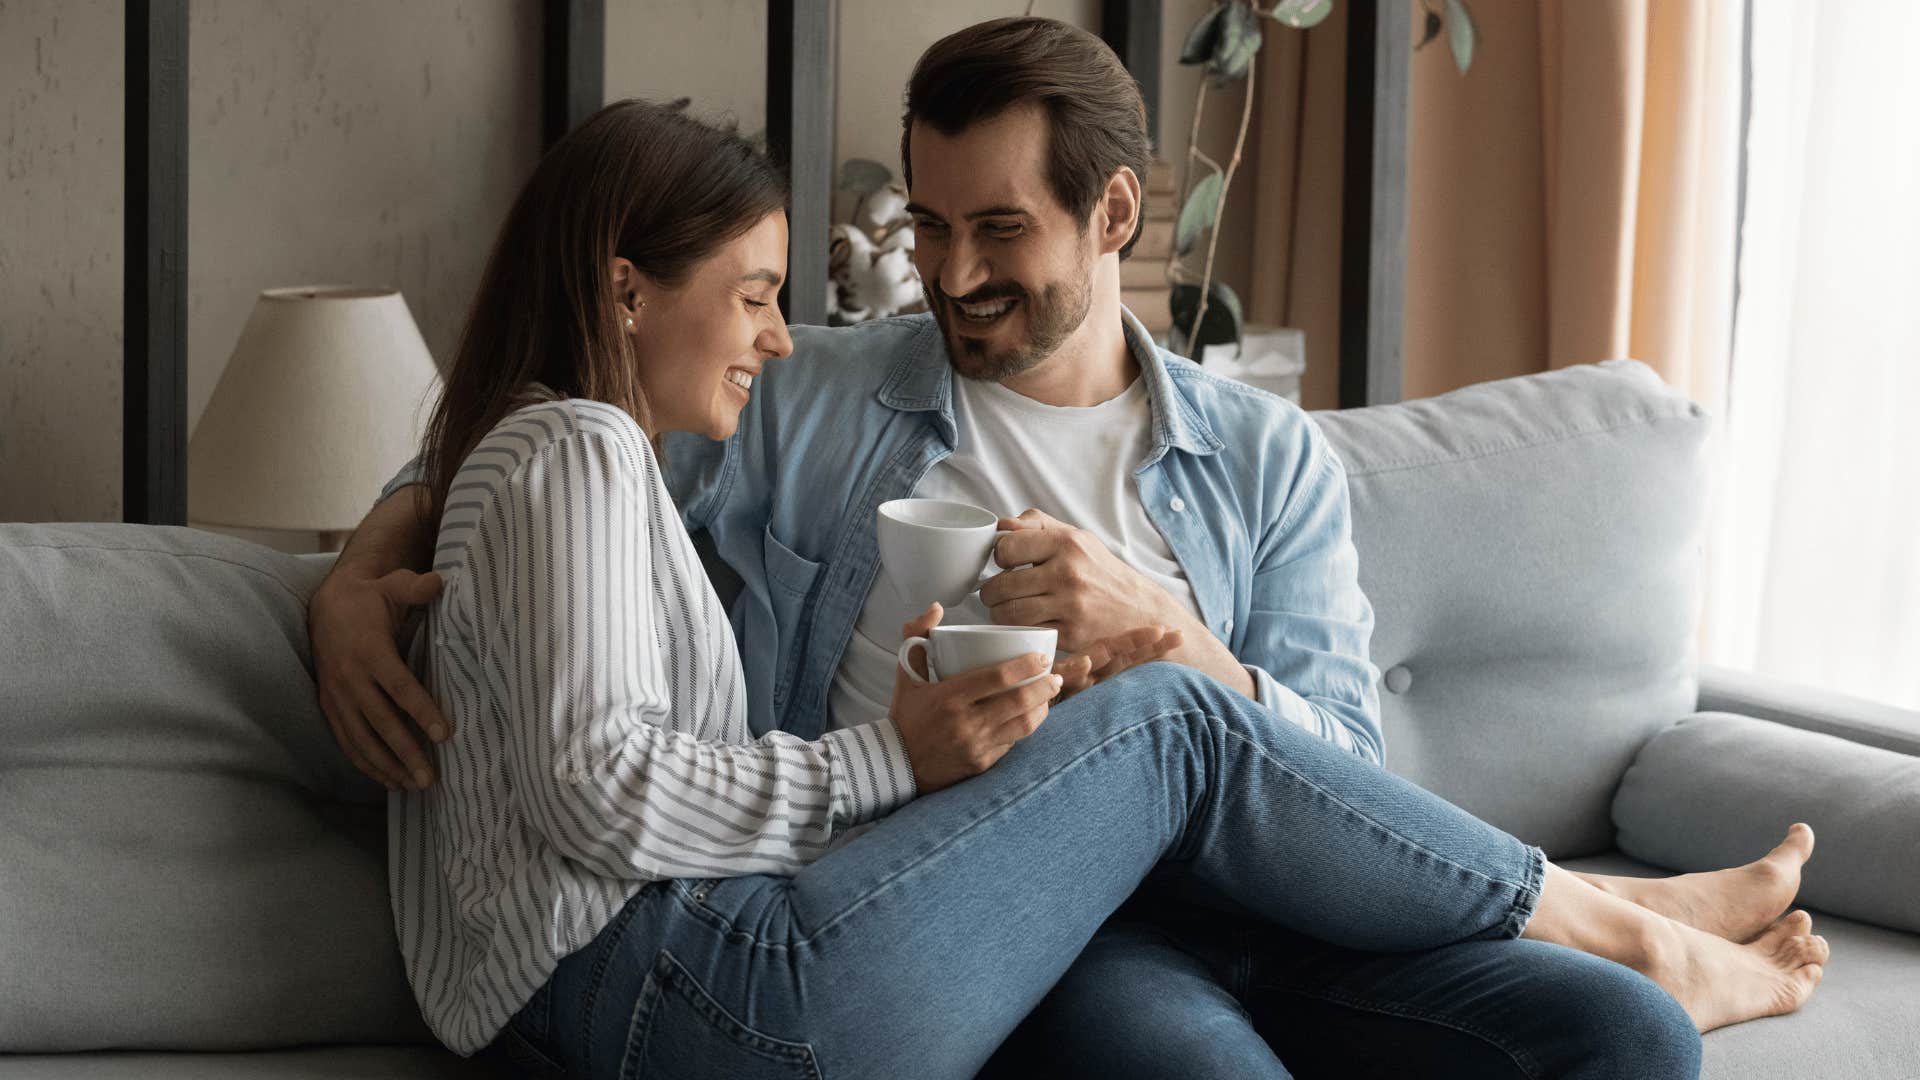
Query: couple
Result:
<box><xmin>310</xmin><ymin>18</ymin><xmax>1826</xmax><ymax>1080</ymax></box>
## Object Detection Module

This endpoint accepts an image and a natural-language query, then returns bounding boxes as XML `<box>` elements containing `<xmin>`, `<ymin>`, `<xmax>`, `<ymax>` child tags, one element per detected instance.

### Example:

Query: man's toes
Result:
<box><xmin>1772</xmin><ymin>822</ymin><xmax>1816</xmax><ymax>864</ymax></box>
<box><xmin>1781</xmin><ymin>936</ymin><xmax>1826</xmax><ymax>966</ymax></box>
<box><xmin>1777</xmin><ymin>909</ymin><xmax>1813</xmax><ymax>936</ymax></box>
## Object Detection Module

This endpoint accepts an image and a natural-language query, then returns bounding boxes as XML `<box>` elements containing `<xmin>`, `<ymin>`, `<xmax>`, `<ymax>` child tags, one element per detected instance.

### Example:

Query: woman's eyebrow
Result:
<box><xmin>738</xmin><ymin>269</ymin><xmax>783</xmax><ymax>287</ymax></box>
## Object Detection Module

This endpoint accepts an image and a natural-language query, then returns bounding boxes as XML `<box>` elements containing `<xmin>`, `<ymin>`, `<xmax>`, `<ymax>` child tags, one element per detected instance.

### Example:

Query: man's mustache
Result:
<box><xmin>933</xmin><ymin>283</ymin><xmax>1027</xmax><ymax>308</ymax></box>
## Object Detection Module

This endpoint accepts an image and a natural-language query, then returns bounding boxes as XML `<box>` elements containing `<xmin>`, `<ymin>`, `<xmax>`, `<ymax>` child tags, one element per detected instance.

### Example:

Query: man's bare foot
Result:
<box><xmin>1585</xmin><ymin>824</ymin><xmax>1814</xmax><ymax>943</ymax></box>
<box><xmin>1638</xmin><ymin>909</ymin><xmax>1829</xmax><ymax>1033</ymax></box>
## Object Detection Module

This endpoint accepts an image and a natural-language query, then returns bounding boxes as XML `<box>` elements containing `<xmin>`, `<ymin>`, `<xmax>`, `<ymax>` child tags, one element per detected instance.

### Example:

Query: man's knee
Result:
<box><xmin>1070</xmin><ymin>661</ymin><xmax>1253</xmax><ymax>728</ymax></box>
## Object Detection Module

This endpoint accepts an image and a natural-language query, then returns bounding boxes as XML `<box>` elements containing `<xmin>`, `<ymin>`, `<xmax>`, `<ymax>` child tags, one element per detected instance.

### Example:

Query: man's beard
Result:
<box><xmin>928</xmin><ymin>268</ymin><xmax>1094</xmax><ymax>382</ymax></box>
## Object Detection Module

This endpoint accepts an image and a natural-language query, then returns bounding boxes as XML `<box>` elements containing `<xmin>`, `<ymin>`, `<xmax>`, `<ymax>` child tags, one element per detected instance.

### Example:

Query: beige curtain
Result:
<box><xmin>1241</xmin><ymin>0</ymin><xmax>1742</xmax><ymax>410</ymax></box>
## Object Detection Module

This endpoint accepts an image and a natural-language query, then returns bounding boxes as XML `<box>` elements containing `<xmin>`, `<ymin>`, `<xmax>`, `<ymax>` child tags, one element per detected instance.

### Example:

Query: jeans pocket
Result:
<box><xmin>493</xmin><ymin>980</ymin><xmax>567</xmax><ymax>1078</ymax></box>
<box><xmin>491</xmin><ymin>1020</ymin><xmax>568</xmax><ymax>1080</ymax></box>
<box><xmin>513</xmin><ymin>980</ymin><xmax>555</xmax><ymax>1045</ymax></box>
<box><xmin>620</xmin><ymin>950</ymin><xmax>819</xmax><ymax>1080</ymax></box>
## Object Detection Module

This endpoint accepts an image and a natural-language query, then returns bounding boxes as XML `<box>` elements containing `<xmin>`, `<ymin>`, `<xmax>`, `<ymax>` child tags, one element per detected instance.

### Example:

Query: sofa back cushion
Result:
<box><xmin>1313</xmin><ymin>361</ymin><xmax>1709</xmax><ymax>856</ymax></box>
<box><xmin>0</xmin><ymin>524</ymin><xmax>428</xmax><ymax>1051</ymax></box>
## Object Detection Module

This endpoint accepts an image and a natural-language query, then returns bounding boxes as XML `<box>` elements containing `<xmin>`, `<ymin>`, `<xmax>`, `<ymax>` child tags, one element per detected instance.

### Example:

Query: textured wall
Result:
<box><xmin>186</xmin><ymin>0</ymin><xmax>540</xmax><ymax>435</ymax></box>
<box><xmin>1</xmin><ymin>0</ymin><xmax>125</xmax><ymax>522</ymax></box>
<box><xmin>6</xmin><ymin>0</ymin><xmax>1214</xmax><ymax>525</ymax></box>
<box><xmin>606</xmin><ymin>0</ymin><xmax>765</xmax><ymax>132</ymax></box>
<box><xmin>0</xmin><ymin>0</ymin><xmax>541</xmax><ymax>527</ymax></box>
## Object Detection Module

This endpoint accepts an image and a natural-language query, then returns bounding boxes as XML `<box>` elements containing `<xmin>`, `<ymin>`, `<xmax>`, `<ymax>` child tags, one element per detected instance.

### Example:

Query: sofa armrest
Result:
<box><xmin>1697</xmin><ymin>664</ymin><xmax>1920</xmax><ymax>759</ymax></box>
<box><xmin>1614</xmin><ymin>712</ymin><xmax>1920</xmax><ymax>933</ymax></box>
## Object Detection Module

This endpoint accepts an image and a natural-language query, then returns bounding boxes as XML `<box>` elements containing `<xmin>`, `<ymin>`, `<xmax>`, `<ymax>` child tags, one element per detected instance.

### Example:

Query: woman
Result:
<box><xmin>393</xmin><ymin>100</ymin><xmax>1825</xmax><ymax>1078</ymax></box>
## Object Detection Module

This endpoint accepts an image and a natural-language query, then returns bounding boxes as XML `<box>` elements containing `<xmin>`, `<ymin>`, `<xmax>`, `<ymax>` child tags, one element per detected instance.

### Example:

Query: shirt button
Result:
<box><xmin>1223</xmin><ymin>617</ymin><xmax>1234</xmax><ymax>635</ymax></box>
<box><xmin>1169</xmin><ymin>497</ymin><xmax>1187</xmax><ymax>513</ymax></box>
<box><xmin>1383</xmin><ymin>666</ymin><xmax>1413</xmax><ymax>694</ymax></box>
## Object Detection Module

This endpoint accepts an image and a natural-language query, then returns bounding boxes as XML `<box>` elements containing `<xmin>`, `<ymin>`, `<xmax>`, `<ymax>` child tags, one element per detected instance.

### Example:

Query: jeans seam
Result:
<box><xmin>1263</xmin><ymin>985</ymin><xmax>1547</xmax><ymax>1079</ymax></box>
<box><xmin>1213</xmin><ymin>722</ymin><xmax>1536</xmax><ymax>906</ymax></box>
<box><xmin>793</xmin><ymin>708</ymin><xmax>1187</xmax><ymax>944</ymax></box>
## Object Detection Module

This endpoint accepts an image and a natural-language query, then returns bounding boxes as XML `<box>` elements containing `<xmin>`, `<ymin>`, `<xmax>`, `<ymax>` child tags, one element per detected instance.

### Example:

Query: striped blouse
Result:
<box><xmin>388</xmin><ymin>397</ymin><xmax>917</xmax><ymax>1055</ymax></box>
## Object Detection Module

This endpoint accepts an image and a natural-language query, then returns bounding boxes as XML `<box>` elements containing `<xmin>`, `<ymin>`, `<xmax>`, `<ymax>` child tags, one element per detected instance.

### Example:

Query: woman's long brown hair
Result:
<box><xmin>418</xmin><ymin>99</ymin><xmax>787</xmax><ymax>524</ymax></box>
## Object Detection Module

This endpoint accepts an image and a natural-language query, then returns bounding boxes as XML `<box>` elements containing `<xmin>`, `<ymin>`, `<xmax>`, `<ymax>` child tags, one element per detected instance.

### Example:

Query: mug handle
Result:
<box><xmin>984</xmin><ymin>529</ymin><xmax>1020</xmax><ymax>575</ymax></box>
<box><xmin>898</xmin><ymin>636</ymin><xmax>937</xmax><ymax>683</ymax></box>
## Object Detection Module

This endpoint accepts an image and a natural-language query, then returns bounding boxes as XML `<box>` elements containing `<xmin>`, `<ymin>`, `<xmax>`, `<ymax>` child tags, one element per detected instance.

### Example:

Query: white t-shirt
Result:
<box><xmin>828</xmin><ymin>373</ymin><xmax>1199</xmax><ymax>729</ymax></box>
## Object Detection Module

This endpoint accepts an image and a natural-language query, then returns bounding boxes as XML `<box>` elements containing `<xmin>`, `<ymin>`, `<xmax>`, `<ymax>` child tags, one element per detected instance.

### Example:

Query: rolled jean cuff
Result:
<box><xmin>1497</xmin><ymin>844</ymin><xmax>1549</xmax><ymax>940</ymax></box>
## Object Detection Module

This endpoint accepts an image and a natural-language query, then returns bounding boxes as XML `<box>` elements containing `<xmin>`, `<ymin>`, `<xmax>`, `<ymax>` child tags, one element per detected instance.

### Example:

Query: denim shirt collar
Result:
<box><xmin>875</xmin><ymin>308</ymin><xmax>1226</xmax><ymax>462</ymax></box>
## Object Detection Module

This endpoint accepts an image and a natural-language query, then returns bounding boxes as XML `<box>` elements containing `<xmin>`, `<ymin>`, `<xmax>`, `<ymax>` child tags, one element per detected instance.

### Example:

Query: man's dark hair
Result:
<box><xmin>902</xmin><ymin>17</ymin><xmax>1152</xmax><ymax>259</ymax></box>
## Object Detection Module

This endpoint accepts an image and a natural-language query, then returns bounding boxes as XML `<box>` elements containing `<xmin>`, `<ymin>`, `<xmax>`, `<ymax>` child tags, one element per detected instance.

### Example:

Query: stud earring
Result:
<box><xmin>625</xmin><ymin>317</ymin><xmax>634</xmax><ymax>331</ymax></box>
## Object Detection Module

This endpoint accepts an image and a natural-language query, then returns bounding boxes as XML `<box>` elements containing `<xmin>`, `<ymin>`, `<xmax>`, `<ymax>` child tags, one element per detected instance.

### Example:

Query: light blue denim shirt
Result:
<box><xmin>660</xmin><ymin>311</ymin><xmax>1383</xmax><ymax>763</ymax></box>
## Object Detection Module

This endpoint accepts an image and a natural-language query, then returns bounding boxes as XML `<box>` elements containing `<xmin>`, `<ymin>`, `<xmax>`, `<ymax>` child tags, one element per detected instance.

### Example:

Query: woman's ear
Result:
<box><xmin>1096</xmin><ymin>166</ymin><xmax>1143</xmax><ymax>257</ymax></box>
<box><xmin>609</xmin><ymin>257</ymin><xmax>650</xmax><ymax>320</ymax></box>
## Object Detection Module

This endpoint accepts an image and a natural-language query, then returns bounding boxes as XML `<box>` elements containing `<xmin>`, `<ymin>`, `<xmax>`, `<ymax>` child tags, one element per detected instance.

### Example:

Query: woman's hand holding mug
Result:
<box><xmin>888</xmin><ymin>604</ymin><xmax>1061</xmax><ymax>794</ymax></box>
<box><xmin>887</xmin><ymin>605</ymin><xmax>1187</xmax><ymax>794</ymax></box>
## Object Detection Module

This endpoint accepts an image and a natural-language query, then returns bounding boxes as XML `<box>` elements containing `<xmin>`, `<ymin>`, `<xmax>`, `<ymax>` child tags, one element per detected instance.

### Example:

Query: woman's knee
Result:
<box><xmin>1545</xmin><ymin>960</ymin><xmax>1702</xmax><ymax>1080</ymax></box>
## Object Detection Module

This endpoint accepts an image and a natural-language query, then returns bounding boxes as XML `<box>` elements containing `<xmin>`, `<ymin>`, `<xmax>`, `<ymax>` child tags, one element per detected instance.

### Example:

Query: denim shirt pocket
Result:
<box><xmin>759</xmin><ymin>526</ymin><xmax>825</xmax><ymax>714</ymax></box>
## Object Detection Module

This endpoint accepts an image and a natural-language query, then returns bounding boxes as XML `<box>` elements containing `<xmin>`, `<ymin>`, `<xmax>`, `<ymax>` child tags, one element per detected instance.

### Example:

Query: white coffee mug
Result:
<box><xmin>897</xmin><ymin>624</ymin><xmax>1058</xmax><ymax>687</ymax></box>
<box><xmin>877</xmin><ymin>498</ymin><xmax>1011</xmax><ymax>611</ymax></box>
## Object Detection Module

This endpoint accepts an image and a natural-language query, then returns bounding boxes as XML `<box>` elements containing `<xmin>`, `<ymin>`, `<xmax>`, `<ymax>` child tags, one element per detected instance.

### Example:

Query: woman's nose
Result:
<box><xmin>761</xmin><ymin>318</ymin><xmax>793</xmax><ymax>359</ymax></box>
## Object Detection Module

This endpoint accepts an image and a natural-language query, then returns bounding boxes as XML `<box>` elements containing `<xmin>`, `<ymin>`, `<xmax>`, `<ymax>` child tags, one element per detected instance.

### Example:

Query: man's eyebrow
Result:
<box><xmin>961</xmin><ymin>205</ymin><xmax>1034</xmax><ymax>222</ymax></box>
<box><xmin>903</xmin><ymin>203</ymin><xmax>1034</xmax><ymax>222</ymax></box>
<box><xmin>739</xmin><ymin>269</ymin><xmax>783</xmax><ymax>287</ymax></box>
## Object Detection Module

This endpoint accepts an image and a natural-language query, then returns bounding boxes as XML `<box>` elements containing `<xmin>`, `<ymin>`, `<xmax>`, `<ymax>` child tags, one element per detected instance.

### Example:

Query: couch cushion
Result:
<box><xmin>0</xmin><ymin>1045</ymin><xmax>506</xmax><ymax>1079</ymax></box>
<box><xmin>1563</xmin><ymin>851</ymin><xmax>1920</xmax><ymax>1080</ymax></box>
<box><xmin>0</xmin><ymin>524</ymin><xmax>428</xmax><ymax>1051</ymax></box>
<box><xmin>1614</xmin><ymin>712</ymin><xmax>1920</xmax><ymax>933</ymax></box>
<box><xmin>1313</xmin><ymin>361</ymin><xmax>1708</xmax><ymax>856</ymax></box>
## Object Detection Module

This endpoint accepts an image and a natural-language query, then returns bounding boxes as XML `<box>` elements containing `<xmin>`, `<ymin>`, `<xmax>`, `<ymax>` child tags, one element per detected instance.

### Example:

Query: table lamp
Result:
<box><xmin>189</xmin><ymin>286</ymin><xmax>442</xmax><ymax>550</ymax></box>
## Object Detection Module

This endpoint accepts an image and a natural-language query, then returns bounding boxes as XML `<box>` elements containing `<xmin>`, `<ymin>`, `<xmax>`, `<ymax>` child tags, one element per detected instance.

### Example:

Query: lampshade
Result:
<box><xmin>189</xmin><ymin>286</ymin><xmax>442</xmax><ymax>533</ymax></box>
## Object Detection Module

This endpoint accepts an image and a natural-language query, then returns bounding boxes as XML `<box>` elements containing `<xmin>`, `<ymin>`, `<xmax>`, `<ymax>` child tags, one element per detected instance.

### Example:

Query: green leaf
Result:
<box><xmin>1207</xmin><ymin>1</ymin><xmax>1264</xmax><ymax>86</ymax></box>
<box><xmin>1268</xmin><ymin>0</ymin><xmax>1333</xmax><ymax>30</ymax></box>
<box><xmin>837</xmin><ymin>158</ymin><xmax>893</xmax><ymax>195</ymax></box>
<box><xmin>1179</xmin><ymin>4</ymin><xmax>1226</xmax><ymax>65</ymax></box>
<box><xmin>1169</xmin><ymin>280</ymin><xmax>1245</xmax><ymax>358</ymax></box>
<box><xmin>1175</xmin><ymin>170</ymin><xmax>1223</xmax><ymax>257</ymax></box>
<box><xmin>1416</xmin><ymin>9</ymin><xmax>1443</xmax><ymax>50</ymax></box>
<box><xmin>1445</xmin><ymin>0</ymin><xmax>1477</xmax><ymax>73</ymax></box>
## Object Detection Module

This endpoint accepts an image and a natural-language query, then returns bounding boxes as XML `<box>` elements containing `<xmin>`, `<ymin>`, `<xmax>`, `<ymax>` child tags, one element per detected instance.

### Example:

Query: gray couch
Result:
<box><xmin>4</xmin><ymin>360</ymin><xmax>1915</xmax><ymax>1078</ymax></box>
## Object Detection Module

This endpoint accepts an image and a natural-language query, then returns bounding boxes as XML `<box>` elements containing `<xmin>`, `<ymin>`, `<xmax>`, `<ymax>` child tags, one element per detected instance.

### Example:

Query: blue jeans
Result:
<box><xmin>482</xmin><ymin>663</ymin><xmax>1662</xmax><ymax>1079</ymax></box>
<box><xmin>981</xmin><ymin>883</ymin><xmax>1701</xmax><ymax>1079</ymax></box>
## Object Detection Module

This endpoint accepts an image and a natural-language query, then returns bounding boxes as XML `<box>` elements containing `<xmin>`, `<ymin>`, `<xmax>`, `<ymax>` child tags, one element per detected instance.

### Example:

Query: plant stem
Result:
<box><xmin>1167</xmin><ymin>58</ymin><xmax>1214</xmax><ymax>296</ymax></box>
<box><xmin>1186</xmin><ymin>11</ymin><xmax>1259</xmax><ymax>356</ymax></box>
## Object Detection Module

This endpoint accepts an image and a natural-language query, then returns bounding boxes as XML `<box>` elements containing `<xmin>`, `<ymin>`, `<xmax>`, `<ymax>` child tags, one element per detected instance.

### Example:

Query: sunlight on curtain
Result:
<box><xmin>1701</xmin><ymin>0</ymin><xmax>1920</xmax><ymax>709</ymax></box>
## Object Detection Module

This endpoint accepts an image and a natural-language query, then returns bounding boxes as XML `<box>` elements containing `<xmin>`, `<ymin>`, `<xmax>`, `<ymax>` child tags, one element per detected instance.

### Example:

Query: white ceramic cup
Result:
<box><xmin>876</xmin><ymin>498</ymin><xmax>1011</xmax><ymax>611</ymax></box>
<box><xmin>896</xmin><ymin>624</ymin><xmax>1059</xmax><ymax>686</ymax></box>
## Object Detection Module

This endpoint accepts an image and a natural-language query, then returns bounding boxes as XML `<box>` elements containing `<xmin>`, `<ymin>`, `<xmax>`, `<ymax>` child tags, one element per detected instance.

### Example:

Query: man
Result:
<box><xmin>313</xmin><ymin>17</ymin><xmax>1700</xmax><ymax>1077</ymax></box>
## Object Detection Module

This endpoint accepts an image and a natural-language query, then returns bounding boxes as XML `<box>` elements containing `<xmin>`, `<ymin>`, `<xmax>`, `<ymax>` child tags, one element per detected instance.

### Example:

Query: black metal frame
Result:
<box><xmin>543</xmin><ymin>0</ymin><xmax>606</xmax><ymax>149</ymax></box>
<box><xmin>1101</xmin><ymin>0</ymin><xmax>1163</xmax><ymax>148</ymax></box>
<box><xmin>1338</xmin><ymin>0</ymin><xmax>1408</xmax><ymax>408</ymax></box>
<box><xmin>765</xmin><ymin>0</ymin><xmax>837</xmax><ymax>327</ymax></box>
<box><xmin>123</xmin><ymin>0</ymin><xmax>189</xmax><ymax>525</ymax></box>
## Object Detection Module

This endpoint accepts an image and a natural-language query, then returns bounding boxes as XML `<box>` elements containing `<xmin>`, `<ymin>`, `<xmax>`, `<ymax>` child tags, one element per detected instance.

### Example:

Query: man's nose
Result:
<box><xmin>937</xmin><ymin>235</ymin><xmax>990</xmax><ymax>301</ymax></box>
